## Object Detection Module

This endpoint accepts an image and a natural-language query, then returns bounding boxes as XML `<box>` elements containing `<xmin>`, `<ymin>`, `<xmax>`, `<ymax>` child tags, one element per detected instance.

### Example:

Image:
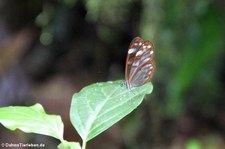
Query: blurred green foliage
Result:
<box><xmin>165</xmin><ymin>4</ymin><xmax>224</xmax><ymax>117</ymax></box>
<box><xmin>185</xmin><ymin>139</ymin><xmax>202</xmax><ymax>149</ymax></box>
<box><xmin>185</xmin><ymin>134</ymin><xmax>225</xmax><ymax>149</ymax></box>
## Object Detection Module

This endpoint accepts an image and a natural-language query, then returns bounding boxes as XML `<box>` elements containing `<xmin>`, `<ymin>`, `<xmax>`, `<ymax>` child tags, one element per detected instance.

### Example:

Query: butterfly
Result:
<box><xmin>125</xmin><ymin>37</ymin><xmax>155</xmax><ymax>89</ymax></box>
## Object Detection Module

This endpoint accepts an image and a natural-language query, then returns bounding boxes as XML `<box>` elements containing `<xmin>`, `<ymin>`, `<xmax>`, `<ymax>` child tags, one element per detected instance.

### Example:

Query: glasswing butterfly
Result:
<box><xmin>125</xmin><ymin>37</ymin><xmax>155</xmax><ymax>89</ymax></box>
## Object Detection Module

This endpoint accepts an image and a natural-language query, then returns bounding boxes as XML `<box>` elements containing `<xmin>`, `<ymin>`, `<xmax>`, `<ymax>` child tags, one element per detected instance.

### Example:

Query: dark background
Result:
<box><xmin>0</xmin><ymin>0</ymin><xmax>225</xmax><ymax>148</ymax></box>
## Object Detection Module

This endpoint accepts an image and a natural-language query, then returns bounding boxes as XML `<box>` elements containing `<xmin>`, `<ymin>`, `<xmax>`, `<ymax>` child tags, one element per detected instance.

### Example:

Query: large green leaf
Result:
<box><xmin>70</xmin><ymin>80</ymin><xmax>153</xmax><ymax>142</ymax></box>
<box><xmin>0</xmin><ymin>103</ymin><xmax>64</xmax><ymax>141</ymax></box>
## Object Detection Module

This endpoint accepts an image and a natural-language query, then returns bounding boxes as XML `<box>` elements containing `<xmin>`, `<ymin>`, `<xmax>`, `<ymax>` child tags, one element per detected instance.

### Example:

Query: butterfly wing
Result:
<box><xmin>128</xmin><ymin>40</ymin><xmax>154</xmax><ymax>87</ymax></box>
<box><xmin>125</xmin><ymin>37</ymin><xmax>143</xmax><ymax>82</ymax></box>
<box><xmin>129</xmin><ymin>61</ymin><xmax>155</xmax><ymax>87</ymax></box>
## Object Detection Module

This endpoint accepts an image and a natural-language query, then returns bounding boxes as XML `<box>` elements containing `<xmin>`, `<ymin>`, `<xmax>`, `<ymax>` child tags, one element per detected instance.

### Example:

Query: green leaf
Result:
<box><xmin>58</xmin><ymin>141</ymin><xmax>81</xmax><ymax>149</ymax></box>
<box><xmin>185</xmin><ymin>138</ymin><xmax>201</xmax><ymax>149</ymax></box>
<box><xmin>70</xmin><ymin>80</ymin><xmax>153</xmax><ymax>142</ymax></box>
<box><xmin>0</xmin><ymin>103</ymin><xmax>64</xmax><ymax>141</ymax></box>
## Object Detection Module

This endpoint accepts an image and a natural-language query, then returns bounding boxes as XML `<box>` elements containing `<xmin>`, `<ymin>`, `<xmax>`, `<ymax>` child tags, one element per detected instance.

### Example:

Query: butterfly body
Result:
<box><xmin>125</xmin><ymin>37</ymin><xmax>155</xmax><ymax>89</ymax></box>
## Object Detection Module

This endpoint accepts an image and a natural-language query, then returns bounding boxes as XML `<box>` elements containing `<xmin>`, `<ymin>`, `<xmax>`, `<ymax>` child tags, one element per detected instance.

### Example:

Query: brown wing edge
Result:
<box><xmin>125</xmin><ymin>37</ymin><xmax>143</xmax><ymax>82</ymax></box>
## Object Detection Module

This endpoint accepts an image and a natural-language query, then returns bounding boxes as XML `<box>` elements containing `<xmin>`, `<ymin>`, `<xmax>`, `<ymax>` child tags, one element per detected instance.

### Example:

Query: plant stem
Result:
<box><xmin>82</xmin><ymin>141</ymin><xmax>86</xmax><ymax>149</ymax></box>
